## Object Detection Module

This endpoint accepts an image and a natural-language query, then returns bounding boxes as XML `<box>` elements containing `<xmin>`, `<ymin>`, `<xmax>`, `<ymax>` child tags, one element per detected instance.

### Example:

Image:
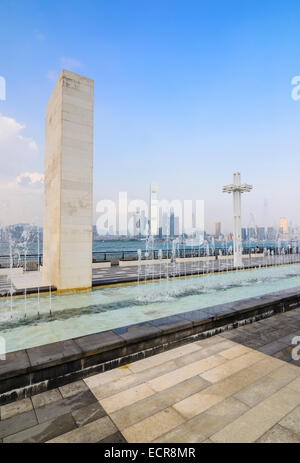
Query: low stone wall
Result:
<box><xmin>119</xmin><ymin>254</ymin><xmax>264</xmax><ymax>266</ymax></box>
<box><xmin>92</xmin><ymin>262</ymin><xmax>111</xmax><ymax>269</ymax></box>
<box><xmin>0</xmin><ymin>268</ymin><xmax>22</xmax><ymax>276</ymax></box>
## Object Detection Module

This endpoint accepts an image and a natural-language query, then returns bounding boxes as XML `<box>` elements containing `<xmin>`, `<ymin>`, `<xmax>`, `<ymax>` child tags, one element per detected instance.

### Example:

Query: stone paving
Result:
<box><xmin>92</xmin><ymin>256</ymin><xmax>283</xmax><ymax>284</ymax></box>
<box><xmin>1</xmin><ymin>308</ymin><xmax>300</xmax><ymax>443</ymax></box>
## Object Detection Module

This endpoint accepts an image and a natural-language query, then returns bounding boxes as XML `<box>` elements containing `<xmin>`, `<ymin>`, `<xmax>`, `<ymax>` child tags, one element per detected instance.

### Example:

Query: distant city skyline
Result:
<box><xmin>1</xmin><ymin>1</ymin><xmax>300</xmax><ymax>230</ymax></box>
<box><xmin>0</xmin><ymin>179</ymin><xmax>299</xmax><ymax>238</ymax></box>
<box><xmin>2</xmin><ymin>220</ymin><xmax>299</xmax><ymax>243</ymax></box>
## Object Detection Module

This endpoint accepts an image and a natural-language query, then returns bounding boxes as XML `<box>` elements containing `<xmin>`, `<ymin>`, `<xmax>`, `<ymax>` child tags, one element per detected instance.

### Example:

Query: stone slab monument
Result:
<box><xmin>43</xmin><ymin>70</ymin><xmax>94</xmax><ymax>292</ymax></box>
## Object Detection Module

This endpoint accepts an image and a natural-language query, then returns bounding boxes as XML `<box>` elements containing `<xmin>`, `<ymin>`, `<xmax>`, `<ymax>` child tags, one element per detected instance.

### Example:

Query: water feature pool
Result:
<box><xmin>1</xmin><ymin>264</ymin><xmax>300</xmax><ymax>353</ymax></box>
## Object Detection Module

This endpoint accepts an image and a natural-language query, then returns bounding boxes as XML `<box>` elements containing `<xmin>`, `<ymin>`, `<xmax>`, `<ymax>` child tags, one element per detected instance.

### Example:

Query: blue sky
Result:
<box><xmin>0</xmin><ymin>0</ymin><xmax>300</xmax><ymax>231</ymax></box>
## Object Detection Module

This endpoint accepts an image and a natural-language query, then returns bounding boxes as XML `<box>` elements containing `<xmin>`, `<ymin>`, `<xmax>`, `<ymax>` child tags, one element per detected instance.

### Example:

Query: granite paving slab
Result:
<box><xmin>2</xmin><ymin>309</ymin><xmax>300</xmax><ymax>443</ymax></box>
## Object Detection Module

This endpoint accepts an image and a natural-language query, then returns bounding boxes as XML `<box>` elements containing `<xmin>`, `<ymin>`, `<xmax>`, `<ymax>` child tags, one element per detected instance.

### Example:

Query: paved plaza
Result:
<box><xmin>1</xmin><ymin>254</ymin><xmax>298</xmax><ymax>294</ymax></box>
<box><xmin>0</xmin><ymin>308</ymin><xmax>300</xmax><ymax>443</ymax></box>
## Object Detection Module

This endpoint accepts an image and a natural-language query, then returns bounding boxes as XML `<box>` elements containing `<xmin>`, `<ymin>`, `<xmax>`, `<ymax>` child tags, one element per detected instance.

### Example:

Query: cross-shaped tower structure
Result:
<box><xmin>222</xmin><ymin>172</ymin><xmax>253</xmax><ymax>267</ymax></box>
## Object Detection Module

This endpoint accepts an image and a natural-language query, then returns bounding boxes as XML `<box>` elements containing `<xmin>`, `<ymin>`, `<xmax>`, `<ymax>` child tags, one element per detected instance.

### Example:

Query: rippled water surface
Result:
<box><xmin>1</xmin><ymin>264</ymin><xmax>300</xmax><ymax>353</ymax></box>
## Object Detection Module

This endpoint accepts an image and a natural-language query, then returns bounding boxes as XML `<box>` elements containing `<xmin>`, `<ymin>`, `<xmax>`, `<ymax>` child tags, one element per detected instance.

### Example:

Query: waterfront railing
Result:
<box><xmin>0</xmin><ymin>245</ymin><xmax>299</xmax><ymax>268</ymax></box>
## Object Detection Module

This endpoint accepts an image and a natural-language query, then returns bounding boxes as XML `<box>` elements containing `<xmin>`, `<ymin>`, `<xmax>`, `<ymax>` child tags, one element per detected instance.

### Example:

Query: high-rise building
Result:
<box><xmin>174</xmin><ymin>217</ymin><xmax>180</xmax><ymax>236</ymax></box>
<box><xmin>248</xmin><ymin>227</ymin><xmax>256</xmax><ymax>240</ymax></box>
<box><xmin>92</xmin><ymin>225</ymin><xmax>98</xmax><ymax>239</ymax></box>
<box><xmin>267</xmin><ymin>227</ymin><xmax>276</xmax><ymax>240</ymax></box>
<box><xmin>256</xmin><ymin>227</ymin><xmax>265</xmax><ymax>241</ymax></box>
<box><xmin>162</xmin><ymin>211</ymin><xmax>169</xmax><ymax>236</ymax></box>
<box><xmin>134</xmin><ymin>208</ymin><xmax>141</xmax><ymax>237</ymax></box>
<box><xmin>215</xmin><ymin>222</ymin><xmax>221</xmax><ymax>238</ymax></box>
<box><xmin>280</xmin><ymin>217</ymin><xmax>287</xmax><ymax>236</ymax></box>
<box><xmin>242</xmin><ymin>228</ymin><xmax>248</xmax><ymax>241</ymax></box>
<box><xmin>150</xmin><ymin>182</ymin><xmax>158</xmax><ymax>236</ymax></box>
<box><xmin>170</xmin><ymin>211</ymin><xmax>175</xmax><ymax>238</ymax></box>
<box><xmin>140</xmin><ymin>210</ymin><xmax>148</xmax><ymax>236</ymax></box>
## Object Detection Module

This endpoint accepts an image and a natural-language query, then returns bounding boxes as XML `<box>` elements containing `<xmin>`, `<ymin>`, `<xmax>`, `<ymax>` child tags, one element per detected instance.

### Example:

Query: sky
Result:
<box><xmin>0</xmin><ymin>0</ymin><xmax>300</xmax><ymax>233</ymax></box>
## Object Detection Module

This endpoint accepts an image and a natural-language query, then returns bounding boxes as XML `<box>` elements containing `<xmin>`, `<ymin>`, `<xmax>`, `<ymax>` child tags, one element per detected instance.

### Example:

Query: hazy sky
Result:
<box><xmin>1</xmin><ymin>0</ymin><xmax>300</xmax><ymax>233</ymax></box>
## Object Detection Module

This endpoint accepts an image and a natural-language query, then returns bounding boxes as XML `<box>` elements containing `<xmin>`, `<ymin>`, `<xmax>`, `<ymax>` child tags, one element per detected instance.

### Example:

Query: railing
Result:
<box><xmin>92</xmin><ymin>246</ymin><xmax>300</xmax><ymax>262</ymax></box>
<box><xmin>0</xmin><ymin>245</ymin><xmax>299</xmax><ymax>268</ymax></box>
<box><xmin>0</xmin><ymin>254</ymin><xmax>43</xmax><ymax>268</ymax></box>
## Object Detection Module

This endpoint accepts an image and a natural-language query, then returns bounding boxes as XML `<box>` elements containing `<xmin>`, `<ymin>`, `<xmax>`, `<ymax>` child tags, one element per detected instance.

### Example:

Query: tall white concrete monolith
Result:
<box><xmin>43</xmin><ymin>70</ymin><xmax>94</xmax><ymax>292</ymax></box>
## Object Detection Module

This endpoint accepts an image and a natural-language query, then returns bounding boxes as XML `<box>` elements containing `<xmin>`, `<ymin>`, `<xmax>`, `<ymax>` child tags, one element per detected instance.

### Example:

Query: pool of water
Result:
<box><xmin>1</xmin><ymin>264</ymin><xmax>300</xmax><ymax>353</ymax></box>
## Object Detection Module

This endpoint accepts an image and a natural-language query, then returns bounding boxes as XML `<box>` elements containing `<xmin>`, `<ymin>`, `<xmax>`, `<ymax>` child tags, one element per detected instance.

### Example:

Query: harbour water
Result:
<box><xmin>0</xmin><ymin>238</ymin><xmax>294</xmax><ymax>258</ymax></box>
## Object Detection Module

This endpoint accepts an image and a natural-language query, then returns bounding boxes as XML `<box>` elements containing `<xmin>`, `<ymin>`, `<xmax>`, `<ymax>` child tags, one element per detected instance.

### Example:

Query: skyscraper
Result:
<box><xmin>267</xmin><ymin>227</ymin><xmax>276</xmax><ymax>240</ymax></box>
<box><xmin>134</xmin><ymin>208</ymin><xmax>141</xmax><ymax>237</ymax></box>
<box><xmin>170</xmin><ymin>211</ymin><xmax>175</xmax><ymax>237</ymax></box>
<box><xmin>162</xmin><ymin>211</ymin><xmax>170</xmax><ymax>236</ymax></box>
<box><xmin>242</xmin><ymin>228</ymin><xmax>248</xmax><ymax>241</ymax></box>
<box><xmin>256</xmin><ymin>227</ymin><xmax>266</xmax><ymax>241</ymax></box>
<box><xmin>215</xmin><ymin>222</ymin><xmax>221</xmax><ymax>238</ymax></box>
<box><xmin>248</xmin><ymin>227</ymin><xmax>256</xmax><ymax>239</ymax></box>
<box><xmin>174</xmin><ymin>217</ymin><xmax>180</xmax><ymax>236</ymax></box>
<box><xmin>280</xmin><ymin>217</ymin><xmax>287</xmax><ymax>236</ymax></box>
<box><xmin>150</xmin><ymin>182</ymin><xmax>158</xmax><ymax>236</ymax></box>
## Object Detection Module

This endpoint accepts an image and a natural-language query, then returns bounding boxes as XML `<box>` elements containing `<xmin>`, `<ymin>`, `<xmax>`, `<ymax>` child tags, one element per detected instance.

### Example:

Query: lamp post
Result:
<box><xmin>222</xmin><ymin>173</ymin><xmax>253</xmax><ymax>267</ymax></box>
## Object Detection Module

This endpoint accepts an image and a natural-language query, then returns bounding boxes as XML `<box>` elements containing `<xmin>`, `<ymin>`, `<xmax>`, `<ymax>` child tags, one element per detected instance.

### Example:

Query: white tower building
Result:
<box><xmin>222</xmin><ymin>172</ymin><xmax>253</xmax><ymax>267</ymax></box>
